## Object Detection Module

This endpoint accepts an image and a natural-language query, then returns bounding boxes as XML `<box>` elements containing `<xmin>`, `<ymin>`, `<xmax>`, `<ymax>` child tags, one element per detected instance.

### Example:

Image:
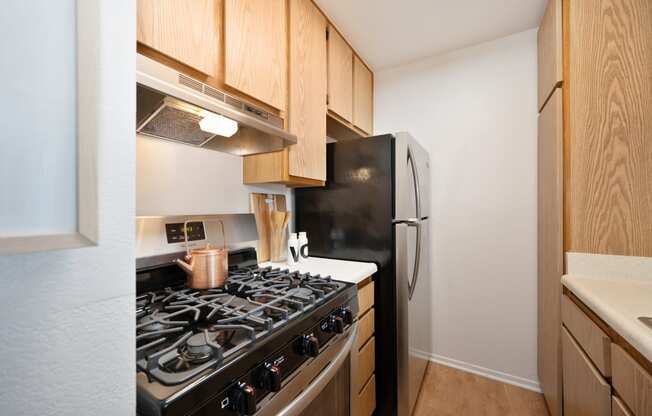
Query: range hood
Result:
<box><xmin>136</xmin><ymin>54</ymin><xmax>297</xmax><ymax>156</ymax></box>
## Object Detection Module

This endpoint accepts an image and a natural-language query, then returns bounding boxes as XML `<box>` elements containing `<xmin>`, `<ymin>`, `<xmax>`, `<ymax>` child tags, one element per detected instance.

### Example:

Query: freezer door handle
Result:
<box><xmin>408</xmin><ymin>145</ymin><xmax>422</xmax><ymax>219</ymax></box>
<box><xmin>406</xmin><ymin>220</ymin><xmax>421</xmax><ymax>301</ymax></box>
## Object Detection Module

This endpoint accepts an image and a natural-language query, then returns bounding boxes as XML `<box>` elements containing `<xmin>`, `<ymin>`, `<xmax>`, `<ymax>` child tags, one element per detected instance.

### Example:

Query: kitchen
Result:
<box><xmin>1</xmin><ymin>1</ymin><xmax>651</xmax><ymax>416</ymax></box>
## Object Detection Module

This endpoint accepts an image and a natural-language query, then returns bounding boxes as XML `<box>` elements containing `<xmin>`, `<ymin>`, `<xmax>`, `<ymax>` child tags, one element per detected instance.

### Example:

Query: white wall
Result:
<box><xmin>0</xmin><ymin>1</ymin><xmax>136</xmax><ymax>414</ymax></box>
<box><xmin>375</xmin><ymin>29</ymin><xmax>539</xmax><ymax>389</ymax></box>
<box><xmin>137</xmin><ymin>135</ymin><xmax>291</xmax><ymax>217</ymax></box>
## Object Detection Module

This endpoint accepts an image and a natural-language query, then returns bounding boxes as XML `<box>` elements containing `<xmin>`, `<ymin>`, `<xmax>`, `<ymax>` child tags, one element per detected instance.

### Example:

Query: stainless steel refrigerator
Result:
<box><xmin>295</xmin><ymin>132</ymin><xmax>432</xmax><ymax>416</ymax></box>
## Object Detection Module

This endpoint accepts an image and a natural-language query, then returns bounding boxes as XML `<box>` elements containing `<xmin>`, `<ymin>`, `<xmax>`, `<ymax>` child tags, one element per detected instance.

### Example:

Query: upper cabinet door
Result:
<box><xmin>137</xmin><ymin>0</ymin><xmax>219</xmax><ymax>77</ymax></box>
<box><xmin>353</xmin><ymin>56</ymin><xmax>373</xmax><ymax>134</ymax></box>
<box><xmin>327</xmin><ymin>26</ymin><xmax>353</xmax><ymax>122</ymax></box>
<box><xmin>568</xmin><ymin>0</ymin><xmax>652</xmax><ymax>257</ymax></box>
<box><xmin>288</xmin><ymin>0</ymin><xmax>327</xmax><ymax>181</ymax></box>
<box><xmin>537</xmin><ymin>0</ymin><xmax>562</xmax><ymax>111</ymax></box>
<box><xmin>224</xmin><ymin>0</ymin><xmax>287</xmax><ymax>111</ymax></box>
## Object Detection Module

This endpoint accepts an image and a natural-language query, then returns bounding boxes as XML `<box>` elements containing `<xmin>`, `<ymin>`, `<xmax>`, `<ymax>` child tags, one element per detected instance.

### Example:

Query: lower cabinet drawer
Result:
<box><xmin>352</xmin><ymin>374</ymin><xmax>376</xmax><ymax>416</ymax></box>
<box><xmin>562</xmin><ymin>294</ymin><xmax>611</xmax><ymax>377</ymax></box>
<box><xmin>357</xmin><ymin>281</ymin><xmax>374</xmax><ymax>317</ymax></box>
<box><xmin>612</xmin><ymin>396</ymin><xmax>633</xmax><ymax>416</ymax></box>
<box><xmin>611</xmin><ymin>343</ymin><xmax>652</xmax><ymax>416</ymax></box>
<box><xmin>357</xmin><ymin>308</ymin><xmax>374</xmax><ymax>351</ymax></box>
<box><xmin>562</xmin><ymin>327</ymin><xmax>611</xmax><ymax>416</ymax></box>
<box><xmin>355</xmin><ymin>337</ymin><xmax>375</xmax><ymax>393</ymax></box>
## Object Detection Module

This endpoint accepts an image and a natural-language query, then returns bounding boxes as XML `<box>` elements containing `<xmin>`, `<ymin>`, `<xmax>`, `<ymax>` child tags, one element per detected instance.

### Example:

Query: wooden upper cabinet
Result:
<box><xmin>327</xmin><ymin>26</ymin><xmax>353</xmax><ymax>122</ymax></box>
<box><xmin>137</xmin><ymin>0</ymin><xmax>220</xmax><ymax>77</ymax></box>
<box><xmin>537</xmin><ymin>0</ymin><xmax>562</xmax><ymax>112</ymax></box>
<box><xmin>567</xmin><ymin>0</ymin><xmax>652</xmax><ymax>257</ymax></box>
<box><xmin>353</xmin><ymin>56</ymin><xmax>373</xmax><ymax>134</ymax></box>
<box><xmin>224</xmin><ymin>0</ymin><xmax>287</xmax><ymax>111</ymax></box>
<box><xmin>288</xmin><ymin>0</ymin><xmax>327</xmax><ymax>181</ymax></box>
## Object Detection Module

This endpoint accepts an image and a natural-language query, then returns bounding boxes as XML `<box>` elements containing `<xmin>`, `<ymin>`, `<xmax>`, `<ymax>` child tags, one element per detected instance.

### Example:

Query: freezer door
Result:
<box><xmin>395</xmin><ymin>132</ymin><xmax>430</xmax><ymax>221</ymax></box>
<box><xmin>395</xmin><ymin>218</ymin><xmax>431</xmax><ymax>416</ymax></box>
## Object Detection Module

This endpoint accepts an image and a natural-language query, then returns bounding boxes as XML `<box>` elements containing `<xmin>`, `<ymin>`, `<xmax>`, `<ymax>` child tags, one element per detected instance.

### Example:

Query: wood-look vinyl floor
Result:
<box><xmin>413</xmin><ymin>362</ymin><xmax>549</xmax><ymax>416</ymax></box>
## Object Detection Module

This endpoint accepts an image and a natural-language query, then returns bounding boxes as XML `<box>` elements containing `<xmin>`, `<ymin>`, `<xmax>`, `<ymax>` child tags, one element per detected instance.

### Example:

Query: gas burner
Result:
<box><xmin>289</xmin><ymin>287</ymin><xmax>313</xmax><ymax>299</ymax></box>
<box><xmin>174</xmin><ymin>332</ymin><xmax>221</xmax><ymax>368</ymax></box>
<box><xmin>140</xmin><ymin>312</ymin><xmax>171</xmax><ymax>332</ymax></box>
<box><xmin>136</xmin><ymin>264</ymin><xmax>347</xmax><ymax>386</ymax></box>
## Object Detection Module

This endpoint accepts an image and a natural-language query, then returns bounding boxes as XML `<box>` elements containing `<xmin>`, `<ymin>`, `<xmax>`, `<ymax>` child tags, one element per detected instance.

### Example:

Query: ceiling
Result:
<box><xmin>314</xmin><ymin>0</ymin><xmax>546</xmax><ymax>70</ymax></box>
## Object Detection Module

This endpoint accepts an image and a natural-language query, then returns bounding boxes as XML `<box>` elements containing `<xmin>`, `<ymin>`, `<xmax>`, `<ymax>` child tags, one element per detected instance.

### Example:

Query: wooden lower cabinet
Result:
<box><xmin>562</xmin><ymin>292</ymin><xmax>652</xmax><ymax>416</ymax></box>
<box><xmin>561</xmin><ymin>294</ymin><xmax>611</xmax><ymax>377</ymax></box>
<box><xmin>351</xmin><ymin>278</ymin><xmax>376</xmax><ymax>416</ymax></box>
<box><xmin>356</xmin><ymin>308</ymin><xmax>374</xmax><ymax>351</ymax></box>
<box><xmin>357</xmin><ymin>280</ymin><xmax>374</xmax><ymax>317</ymax></box>
<box><xmin>612</xmin><ymin>396</ymin><xmax>633</xmax><ymax>416</ymax></box>
<box><xmin>562</xmin><ymin>327</ymin><xmax>611</xmax><ymax>416</ymax></box>
<box><xmin>354</xmin><ymin>375</ymin><xmax>376</xmax><ymax>416</ymax></box>
<box><xmin>355</xmin><ymin>337</ymin><xmax>375</xmax><ymax>392</ymax></box>
<box><xmin>611</xmin><ymin>343</ymin><xmax>652</xmax><ymax>416</ymax></box>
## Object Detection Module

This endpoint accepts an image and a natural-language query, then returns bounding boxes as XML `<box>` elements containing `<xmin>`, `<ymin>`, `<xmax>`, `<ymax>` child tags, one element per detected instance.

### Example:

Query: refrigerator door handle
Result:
<box><xmin>406</xmin><ymin>220</ymin><xmax>421</xmax><ymax>301</ymax></box>
<box><xmin>407</xmin><ymin>145</ymin><xmax>422</xmax><ymax>219</ymax></box>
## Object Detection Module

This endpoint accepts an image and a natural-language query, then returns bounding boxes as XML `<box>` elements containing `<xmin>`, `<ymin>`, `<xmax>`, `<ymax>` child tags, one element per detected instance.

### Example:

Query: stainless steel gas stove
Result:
<box><xmin>136</xmin><ymin>248</ymin><xmax>358</xmax><ymax>416</ymax></box>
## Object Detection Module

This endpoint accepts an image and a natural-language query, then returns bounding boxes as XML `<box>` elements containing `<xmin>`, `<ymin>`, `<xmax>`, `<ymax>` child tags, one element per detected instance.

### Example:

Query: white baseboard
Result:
<box><xmin>411</xmin><ymin>349</ymin><xmax>541</xmax><ymax>393</ymax></box>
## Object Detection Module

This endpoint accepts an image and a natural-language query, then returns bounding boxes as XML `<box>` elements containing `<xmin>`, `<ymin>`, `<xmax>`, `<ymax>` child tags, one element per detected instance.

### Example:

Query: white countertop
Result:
<box><xmin>260</xmin><ymin>256</ymin><xmax>377</xmax><ymax>285</ymax></box>
<box><xmin>562</xmin><ymin>254</ymin><xmax>652</xmax><ymax>363</ymax></box>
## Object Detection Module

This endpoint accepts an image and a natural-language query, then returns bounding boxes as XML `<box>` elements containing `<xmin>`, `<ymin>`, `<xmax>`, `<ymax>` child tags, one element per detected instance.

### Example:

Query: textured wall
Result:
<box><xmin>0</xmin><ymin>1</ymin><xmax>136</xmax><ymax>414</ymax></box>
<box><xmin>375</xmin><ymin>29</ymin><xmax>539</xmax><ymax>389</ymax></box>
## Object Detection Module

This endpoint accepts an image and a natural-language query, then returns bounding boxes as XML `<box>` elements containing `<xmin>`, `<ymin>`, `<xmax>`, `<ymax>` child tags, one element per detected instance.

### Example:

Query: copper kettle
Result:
<box><xmin>175</xmin><ymin>220</ymin><xmax>228</xmax><ymax>289</ymax></box>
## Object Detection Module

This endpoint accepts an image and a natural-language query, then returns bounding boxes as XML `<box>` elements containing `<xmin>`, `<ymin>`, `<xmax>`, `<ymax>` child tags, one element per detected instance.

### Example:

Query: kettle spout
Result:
<box><xmin>175</xmin><ymin>257</ymin><xmax>193</xmax><ymax>275</ymax></box>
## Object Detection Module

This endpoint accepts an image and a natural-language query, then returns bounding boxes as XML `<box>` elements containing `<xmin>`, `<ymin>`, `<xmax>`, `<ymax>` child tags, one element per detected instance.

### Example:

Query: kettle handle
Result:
<box><xmin>216</xmin><ymin>219</ymin><xmax>226</xmax><ymax>250</ymax></box>
<box><xmin>183</xmin><ymin>219</ymin><xmax>227</xmax><ymax>256</ymax></box>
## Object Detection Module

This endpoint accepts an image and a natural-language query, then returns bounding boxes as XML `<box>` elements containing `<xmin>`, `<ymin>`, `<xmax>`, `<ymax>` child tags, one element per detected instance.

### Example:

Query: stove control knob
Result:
<box><xmin>338</xmin><ymin>307</ymin><xmax>354</xmax><ymax>325</ymax></box>
<box><xmin>260</xmin><ymin>363</ymin><xmax>282</xmax><ymax>392</ymax></box>
<box><xmin>300</xmin><ymin>334</ymin><xmax>319</xmax><ymax>357</ymax></box>
<box><xmin>229</xmin><ymin>382</ymin><xmax>256</xmax><ymax>415</ymax></box>
<box><xmin>328</xmin><ymin>314</ymin><xmax>345</xmax><ymax>334</ymax></box>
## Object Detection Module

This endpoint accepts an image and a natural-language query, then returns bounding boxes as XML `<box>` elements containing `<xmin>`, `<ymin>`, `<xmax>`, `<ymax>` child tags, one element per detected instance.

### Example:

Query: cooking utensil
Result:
<box><xmin>251</xmin><ymin>193</ymin><xmax>288</xmax><ymax>262</ymax></box>
<box><xmin>175</xmin><ymin>220</ymin><xmax>228</xmax><ymax>289</ymax></box>
<box><xmin>270</xmin><ymin>210</ymin><xmax>289</xmax><ymax>262</ymax></box>
<box><xmin>251</xmin><ymin>194</ymin><xmax>272</xmax><ymax>261</ymax></box>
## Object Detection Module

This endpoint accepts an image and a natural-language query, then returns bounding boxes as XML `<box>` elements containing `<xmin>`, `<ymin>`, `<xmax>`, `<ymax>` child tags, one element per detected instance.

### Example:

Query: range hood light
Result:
<box><xmin>199</xmin><ymin>112</ymin><xmax>239</xmax><ymax>137</ymax></box>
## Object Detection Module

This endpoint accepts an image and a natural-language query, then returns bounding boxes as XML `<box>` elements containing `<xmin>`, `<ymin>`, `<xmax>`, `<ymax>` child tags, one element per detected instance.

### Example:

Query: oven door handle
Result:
<box><xmin>275</xmin><ymin>323</ymin><xmax>358</xmax><ymax>416</ymax></box>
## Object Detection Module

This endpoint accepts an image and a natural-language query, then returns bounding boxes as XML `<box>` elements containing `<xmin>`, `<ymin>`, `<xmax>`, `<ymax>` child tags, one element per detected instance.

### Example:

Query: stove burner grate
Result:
<box><xmin>136</xmin><ymin>266</ymin><xmax>345</xmax><ymax>385</ymax></box>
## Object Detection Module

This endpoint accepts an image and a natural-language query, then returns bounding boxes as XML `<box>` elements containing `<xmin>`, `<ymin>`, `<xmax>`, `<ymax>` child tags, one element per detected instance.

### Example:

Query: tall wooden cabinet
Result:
<box><xmin>538</xmin><ymin>88</ymin><xmax>564</xmax><ymax>416</ymax></box>
<box><xmin>538</xmin><ymin>0</ymin><xmax>652</xmax><ymax>414</ymax></box>
<box><xmin>537</xmin><ymin>0</ymin><xmax>562</xmax><ymax>112</ymax></box>
<box><xmin>566</xmin><ymin>0</ymin><xmax>652</xmax><ymax>257</ymax></box>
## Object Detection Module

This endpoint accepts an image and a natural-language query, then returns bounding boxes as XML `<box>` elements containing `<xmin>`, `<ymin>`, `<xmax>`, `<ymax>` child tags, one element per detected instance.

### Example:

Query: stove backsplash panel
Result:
<box><xmin>136</xmin><ymin>214</ymin><xmax>259</xmax><ymax>260</ymax></box>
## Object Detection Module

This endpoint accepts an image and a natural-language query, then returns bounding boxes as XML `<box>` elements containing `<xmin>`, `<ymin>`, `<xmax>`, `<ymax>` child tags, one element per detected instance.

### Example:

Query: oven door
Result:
<box><xmin>255</xmin><ymin>323</ymin><xmax>358</xmax><ymax>416</ymax></box>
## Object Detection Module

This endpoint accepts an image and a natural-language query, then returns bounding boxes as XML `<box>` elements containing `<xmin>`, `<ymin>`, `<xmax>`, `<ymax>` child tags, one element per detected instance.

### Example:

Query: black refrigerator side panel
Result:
<box><xmin>295</xmin><ymin>135</ymin><xmax>395</xmax><ymax>268</ymax></box>
<box><xmin>295</xmin><ymin>134</ymin><xmax>397</xmax><ymax>416</ymax></box>
<box><xmin>373</xmin><ymin>263</ymin><xmax>397</xmax><ymax>416</ymax></box>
